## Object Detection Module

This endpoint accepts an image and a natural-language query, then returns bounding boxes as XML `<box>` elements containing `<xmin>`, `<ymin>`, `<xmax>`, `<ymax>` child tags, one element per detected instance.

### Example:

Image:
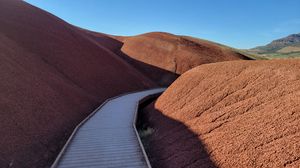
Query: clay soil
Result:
<box><xmin>2</xmin><ymin>0</ymin><xmax>298</xmax><ymax>167</ymax></box>
<box><xmin>0</xmin><ymin>0</ymin><xmax>154</xmax><ymax>167</ymax></box>
<box><xmin>86</xmin><ymin>31</ymin><xmax>251</xmax><ymax>86</ymax></box>
<box><xmin>119</xmin><ymin>32</ymin><xmax>251</xmax><ymax>75</ymax></box>
<box><xmin>143</xmin><ymin>59</ymin><xmax>300</xmax><ymax>168</ymax></box>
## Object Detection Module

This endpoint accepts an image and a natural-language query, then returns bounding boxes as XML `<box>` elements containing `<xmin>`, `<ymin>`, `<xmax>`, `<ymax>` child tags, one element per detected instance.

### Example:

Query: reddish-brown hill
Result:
<box><xmin>81</xmin><ymin>30</ymin><xmax>178</xmax><ymax>86</ymax></box>
<box><xmin>0</xmin><ymin>0</ymin><xmax>155</xmax><ymax>167</ymax></box>
<box><xmin>117</xmin><ymin>32</ymin><xmax>251</xmax><ymax>85</ymax></box>
<box><xmin>83</xmin><ymin>31</ymin><xmax>251</xmax><ymax>86</ymax></box>
<box><xmin>143</xmin><ymin>60</ymin><xmax>300</xmax><ymax>168</ymax></box>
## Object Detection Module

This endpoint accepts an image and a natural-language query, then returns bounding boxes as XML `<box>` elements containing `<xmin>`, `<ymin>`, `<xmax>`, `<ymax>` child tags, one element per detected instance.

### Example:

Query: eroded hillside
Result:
<box><xmin>143</xmin><ymin>59</ymin><xmax>300</xmax><ymax>168</ymax></box>
<box><xmin>0</xmin><ymin>0</ymin><xmax>154</xmax><ymax>167</ymax></box>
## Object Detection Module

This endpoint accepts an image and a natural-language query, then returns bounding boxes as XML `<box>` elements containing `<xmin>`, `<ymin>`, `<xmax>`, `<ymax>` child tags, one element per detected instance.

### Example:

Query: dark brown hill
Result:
<box><xmin>0</xmin><ymin>0</ymin><xmax>154</xmax><ymax>167</ymax></box>
<box><xmin>114</xmin><ymin>32</ymin><xmax>249</xmax><ymax>85</ymax></box>
<box><xmin>85</xmin><ymin>31</ymin><xmax>251</xmax><ymax>86</ymax></box>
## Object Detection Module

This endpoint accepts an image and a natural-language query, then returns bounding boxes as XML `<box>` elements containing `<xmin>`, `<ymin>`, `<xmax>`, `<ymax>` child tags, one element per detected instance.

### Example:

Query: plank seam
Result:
<box><xmin>51</xmin><ymin>88</ymin><xmax>164</xmax><ymax>168</ymax></box>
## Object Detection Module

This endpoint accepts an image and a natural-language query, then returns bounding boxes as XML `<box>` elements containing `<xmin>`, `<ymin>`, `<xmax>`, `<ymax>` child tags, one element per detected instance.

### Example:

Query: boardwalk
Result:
<box><xmin>52</xmin><ymin>88</ymin><xmax>165</xmax><ymax>168</ymax></box>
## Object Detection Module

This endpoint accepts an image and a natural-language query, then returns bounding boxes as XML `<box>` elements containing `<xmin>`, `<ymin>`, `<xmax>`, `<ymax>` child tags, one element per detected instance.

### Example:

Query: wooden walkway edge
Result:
<box><xmin>51</xmin><ymin>88</ymin><xmax>165</xmax><ymax>168</ymax></box>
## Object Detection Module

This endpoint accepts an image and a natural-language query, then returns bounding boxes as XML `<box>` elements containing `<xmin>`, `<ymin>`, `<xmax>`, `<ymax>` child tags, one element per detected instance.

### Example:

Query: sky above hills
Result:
<box><xmin>25</xmin><ymin>0</ymin><xmax>300</xmax><ymax>49</ymax></box>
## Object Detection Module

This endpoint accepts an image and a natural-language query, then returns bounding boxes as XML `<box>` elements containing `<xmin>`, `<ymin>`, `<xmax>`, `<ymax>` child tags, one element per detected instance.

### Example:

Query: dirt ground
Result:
<box><xmin>143</xmin><ymin>59</ymin><xmax>300</xmax><ymax>168</ymax></box>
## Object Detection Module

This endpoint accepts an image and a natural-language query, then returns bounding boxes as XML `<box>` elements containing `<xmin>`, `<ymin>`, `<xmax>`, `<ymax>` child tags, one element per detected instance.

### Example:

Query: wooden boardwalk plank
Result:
<box><xmin>53</xmin><ymin>88</ymin><xmax>165</xmax><ymax>168</ymax></box>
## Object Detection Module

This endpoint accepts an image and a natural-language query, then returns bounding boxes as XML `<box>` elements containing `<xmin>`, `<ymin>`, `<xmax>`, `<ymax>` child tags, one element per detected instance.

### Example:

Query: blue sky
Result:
<box><xmin>25</xmin><ymin>0</ymin><xmax>300</xmax><ymax>49</ymax></box>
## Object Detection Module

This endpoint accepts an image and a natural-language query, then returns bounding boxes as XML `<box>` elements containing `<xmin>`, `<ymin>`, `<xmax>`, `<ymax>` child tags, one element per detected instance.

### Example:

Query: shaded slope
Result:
<box><xmin>79</xmin><ymin>29</ymin><xmax>123</xmax><ymax>53</ymax></box>
<box><xmin>82</xmin><ymin>30</ymin><xmax>179</xmax><ymax>86</ymax></box>
<box><xmin>143</xmin><ymin>60</ymin><xmax>300</xmax><ymax>168</ymax></box>
<box><xmin>84</xmin><ymin>31</ymin><xmax>251</xmax><ymax>86</ymax></box>
<box><xmin>119</xmin><ymin>32</ymin><xmax>251</xmax><ymax>74</ymax></box>
<box><xmin>0</xmin><ymin>0</ymin><xmax>154</xmax><ymax>167</ymax></box>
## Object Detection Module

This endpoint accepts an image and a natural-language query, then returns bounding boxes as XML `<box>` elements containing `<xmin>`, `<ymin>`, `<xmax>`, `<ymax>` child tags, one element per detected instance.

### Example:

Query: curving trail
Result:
<box><xmin>52</xmin><ymin>88</ymin><xmax>165</xmax><ymax>168</ymax></box>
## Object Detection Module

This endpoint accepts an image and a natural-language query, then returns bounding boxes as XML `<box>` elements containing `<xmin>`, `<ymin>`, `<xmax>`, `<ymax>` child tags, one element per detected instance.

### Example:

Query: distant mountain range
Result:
<box><xmin>246</xmin><ymin>33</ymin><xmax>300</xmax><ymax>59</ymax></box>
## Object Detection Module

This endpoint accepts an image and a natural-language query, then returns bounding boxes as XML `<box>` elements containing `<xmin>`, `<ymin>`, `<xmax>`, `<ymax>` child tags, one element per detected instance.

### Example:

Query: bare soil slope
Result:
<box><xmin>143</xmin><ymin>60</ymin><xmax>300</xmax><ymax>168</ymax></box>
<box><xmin>82</xmin><ymin>31</ymin><xmax>179</xmax><ymax>86</ymax></box>
<box><xmin>120</xmin><ymin>32</ymin><xmax>250</xmax><ymax>74</ymax></box>
<box><xmin>0</xmin><ymin>0</ymin><xmax>154</xmax><ymax>167</ymax></box>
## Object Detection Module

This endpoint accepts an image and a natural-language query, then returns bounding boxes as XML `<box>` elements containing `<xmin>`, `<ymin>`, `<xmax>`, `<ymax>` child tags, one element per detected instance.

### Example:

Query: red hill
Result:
<box><xmin>117</xmin><ymin>32</ymin><xmax>251</xmax><ymax>85</ymax></box>
<box><xmin>143</xmin><ymin>59</ymin><xmax>300</xmax><ymax>168</ymax></box>
<box><xmin>0</xmin><ymin>0</ymin><xmax>154</xmax><ymax>167</ymax></box>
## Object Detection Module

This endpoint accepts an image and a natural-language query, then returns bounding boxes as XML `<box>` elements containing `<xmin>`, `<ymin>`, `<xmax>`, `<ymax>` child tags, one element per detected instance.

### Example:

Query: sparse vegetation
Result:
<box><xmin>246</xmin><ymin>33</ymin><xmax>300</xmax><ymax>60</ymax></box>
<box><xmin>235</xmin><ymin>49</ymin><xmax>269</xmax><ymax>60</ymax></box>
